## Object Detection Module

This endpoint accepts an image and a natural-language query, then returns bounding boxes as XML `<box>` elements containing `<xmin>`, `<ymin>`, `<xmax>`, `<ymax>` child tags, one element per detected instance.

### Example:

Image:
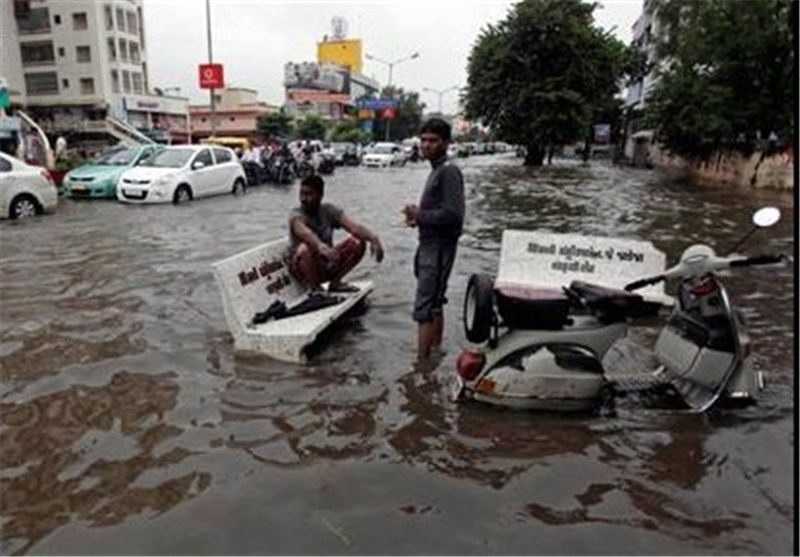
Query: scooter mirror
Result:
<box><xmin>753</xmin><ymin>207</ymin><xmax>780</xmax><ymax>228</ymax></box>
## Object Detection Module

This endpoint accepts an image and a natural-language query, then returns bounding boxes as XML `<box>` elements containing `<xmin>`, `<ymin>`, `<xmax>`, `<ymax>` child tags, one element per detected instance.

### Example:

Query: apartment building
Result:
<box><xmin>1</xmin><ymin>0</ymin><xmax>189</xmax><ymax>144</ymax></box>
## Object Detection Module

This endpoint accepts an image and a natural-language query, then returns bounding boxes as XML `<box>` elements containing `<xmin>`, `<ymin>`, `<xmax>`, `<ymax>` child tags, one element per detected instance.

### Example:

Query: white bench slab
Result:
<box><xmin>496</xmin><ymin>230</ymin><xmax>674</xmax><ymax>306</ymax></box>
<box><xmin>212</xmin><ymin>238</ymin><xmax>373</xmax><ymax>363</ymax></box>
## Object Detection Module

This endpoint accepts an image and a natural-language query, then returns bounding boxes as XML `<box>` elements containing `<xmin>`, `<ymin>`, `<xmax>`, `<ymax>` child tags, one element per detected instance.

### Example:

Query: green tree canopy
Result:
<box><xmin>646</xmin><ymin>0</ymin><xmax>795</xmax><ymax>160</ymax></box>
<box><xmin>295</xmin><ymin>113</ymin><xmax>328</xmax><ymax>140</ymax></box>
<box><xmin>256</xmin><ymin>109</ymin><xmax>293</xmax><ymax>139</ymax></box>
<box><xmin>463</xmin><ymin>0</ymin><xmax>625</xmax><ymax>165</ymax></box>
<box><xmin>329</xmin><ymin>118</ymin><xmax>371</xmax><ymax>143</ymax></box>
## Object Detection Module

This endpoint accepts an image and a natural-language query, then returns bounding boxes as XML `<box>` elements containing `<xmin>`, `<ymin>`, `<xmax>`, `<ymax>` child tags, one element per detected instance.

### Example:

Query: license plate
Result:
<box><xmin>72</xmin><ymin>184</ymin><xmax>87</xmax><ymax>191</ymax></box>
<box><xmin>124</xmin><ymin>189</ymin><xmax>145</xmax><ymax>199</ymax></box>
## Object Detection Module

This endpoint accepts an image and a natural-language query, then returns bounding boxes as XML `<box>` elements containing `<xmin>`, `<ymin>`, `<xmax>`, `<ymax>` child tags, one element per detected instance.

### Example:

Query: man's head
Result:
<box><xmin>299</xmin><ymin>174</ymin><xmax>324</xmax><ymax>211</ymax></box>
<box><xmin>419</xmin><ymin>118</ymin><xmax>451</xmax><ymax>161</ymax></box>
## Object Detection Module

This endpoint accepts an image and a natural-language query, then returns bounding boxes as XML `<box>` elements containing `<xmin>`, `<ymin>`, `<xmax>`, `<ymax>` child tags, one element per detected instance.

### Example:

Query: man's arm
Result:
<box><xmin>291</xmin><ymin>216</ymin><xmax>333</xmax><ymax>259</ymax></box>
<box><xmin>339</xmin><ymin>214</ymin><xmax>384</xmax><ymax>263</ymax></box>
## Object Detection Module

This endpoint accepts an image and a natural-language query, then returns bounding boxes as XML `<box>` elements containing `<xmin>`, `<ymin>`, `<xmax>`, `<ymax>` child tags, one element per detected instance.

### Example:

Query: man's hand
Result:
<box><xmin>402</xmin><ymin>204</ymin><xmax>419</xmax><ymax>227</ymax></box>
<box><xmin>370</xmin><ymin>237</ymin><xmax>385</xmax><ymax>263</ymax></box>
<box><xmin>317</xmin><ymin>243</ymin><xmax>334</xmax><ymax>261</ymax></box>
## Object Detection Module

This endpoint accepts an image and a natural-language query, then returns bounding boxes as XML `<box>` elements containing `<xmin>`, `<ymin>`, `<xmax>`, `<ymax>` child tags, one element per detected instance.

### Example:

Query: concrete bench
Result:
<box><xmin>212</xmin><ymin>238</ymin><xmax>373</xmax><ymax>363</ymax></box>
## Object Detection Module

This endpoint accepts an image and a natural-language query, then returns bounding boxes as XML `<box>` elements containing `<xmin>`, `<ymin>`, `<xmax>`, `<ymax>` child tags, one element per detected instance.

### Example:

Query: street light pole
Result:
<box><xmin>206</xmin><ymin>0</ymin><xmax>216</xmax><ymax>138</ymax></box>
<box><xmin>366</xmin><ymin>51</ymin><xmax>419</xmax><ymax>142</ymax></box>
<box><xmin>422</xmin><ymin>85</ymin><xmax>459</xmax><ymax>115</ymax></box>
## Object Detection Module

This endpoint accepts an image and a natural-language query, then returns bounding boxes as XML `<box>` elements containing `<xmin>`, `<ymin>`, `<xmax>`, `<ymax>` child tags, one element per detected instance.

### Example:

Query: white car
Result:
<box><xmin>117</xmin><ymin>145</ymin><xmax>246</xmax><ymax>204</ymax></box>
<box><xmin>362</xmin><ymin>143</ymin><xmax>406</xmax><ymax>168</ymax></box>
<box><xmin>0</xmin><ymin>152</ymin><xmax>58</xmax><ymax>219</ymax></box>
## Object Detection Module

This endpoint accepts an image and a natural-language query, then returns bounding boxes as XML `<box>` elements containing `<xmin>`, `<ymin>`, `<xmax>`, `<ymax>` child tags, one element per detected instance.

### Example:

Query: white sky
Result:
<box><xmin>143</xmin><ymin>0</ymin><xmax>643</xmax><ymax>114</ymax></box>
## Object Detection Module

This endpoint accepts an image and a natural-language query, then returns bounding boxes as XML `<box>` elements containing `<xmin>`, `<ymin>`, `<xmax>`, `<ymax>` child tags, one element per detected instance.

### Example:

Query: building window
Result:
<box><xmin>76</xmin><ymin>45</ymin><xmax>91</xmax><ymax>63</ymax></box>
<box><xmin>15</xmin><ymin>7</ymin><xmax>51</xmax><ymax>34</ymax></box>
<box><xmin>126</xmin><ymin>11</ymin><xmax>138</xmax><ymax>35</ymax></box>
<box><xmin>116</xmin><ymin>7</ymin><xmax>125</xmax><ymax>31</ymax></box>
<box><xmin>72</xmin><ymin>12</ymin><xmax>88</xmax><ymax>31</ymax></box>
<box><xmin>132</xmin><ymin>73</ymin><xmax>143</xmax><ymax>94</ymax></box>
<box><xmin>58</xmin><ymin>46</ymin><xmax>65</xmax><ymax>57</ymax></box>
<box><xmin>54</xmin><ymin>14</ymin><xmax>61</xmax><ymax>24</ymax></box>
<box><xmin>24</xmin><ymin>72</ymin><xmax>59</xmax><ymax>96</ymax></box>
<box><xmin>118</xmin><ymin>39</ymin><xmax>128</xmax><ymax>62</ymax></box>
<box><xmin>80</xmin><ymin>78</ymin><xmax>95</xmax><ymax>95</ymax></box>
<box><xmin>129</xmin><ymin>42</ymin><xmax>140</xmax><ymax>64</ymax></box>
<box><xmin>111</xmin><ymin>70</ymin><xmax>119</xmax><ymax>93</ymax></box>
<box><xmin>104</xmin><ymin>5</ymin><xmax>113</xmax><ymax>30</ymax></box>
<box><xmin>62</xmin><ymin>78</ymin><xmax>69</xmax><ymax>88</ymax></box>
<box><xmin>107</xmin><ymin>38</ymin><xmax>116</xmax><ymax>61</ymax></box>
<box><xmin>122</xmin><ymin>70</ymin><xmax>131</xmax><ymax>93</ymax></box>
<box><xmin>19</xmin><ymin>41</ymin><xmax>55</xmax><ymax>66</ymax></box>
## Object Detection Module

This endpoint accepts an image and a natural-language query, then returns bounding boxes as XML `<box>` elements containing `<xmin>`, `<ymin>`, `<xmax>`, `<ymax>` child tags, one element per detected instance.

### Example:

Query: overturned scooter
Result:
<box><xmin>455</xmin><ymin>207</ymin><xmax>786</xmax><ymax>413</ymax></box>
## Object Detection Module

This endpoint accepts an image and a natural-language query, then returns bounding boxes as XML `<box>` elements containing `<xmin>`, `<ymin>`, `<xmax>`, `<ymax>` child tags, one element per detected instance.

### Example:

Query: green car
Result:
<box><xmin>63</xmin><ymin>144</ymin><xmax>162</xmax><ymax>199</ymax></box>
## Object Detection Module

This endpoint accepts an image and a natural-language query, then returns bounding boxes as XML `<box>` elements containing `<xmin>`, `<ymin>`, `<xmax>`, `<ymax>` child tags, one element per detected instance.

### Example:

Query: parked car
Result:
<box><xmin>362</xmin><ymin>143</ymin><xmax>406</xmax><ymax>168</ymax></box>
<box><xmin>116</xmin><ymin>145</ymin><xmax>246</xmax><ymax>204</ymax></box>
<box><xmin>0</xmin><ymin>152</ymin><xmax>58</xmax><ymax>219</ymax></box>
<box><xmin>63</xmin><ymin>144</ymin><xmax>163</xmax><ymax>199</ymax></box>
<box><xmin>327</xmin><ymin>142</ymin><xmax>360</xmax><ymax>166</ymax></box>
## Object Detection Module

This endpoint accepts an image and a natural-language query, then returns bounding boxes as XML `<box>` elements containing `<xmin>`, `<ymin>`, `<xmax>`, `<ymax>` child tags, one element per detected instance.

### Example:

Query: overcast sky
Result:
<box><xmin>143</xmin><ymin>0</ymin><xmax>643</xmax><ymax>114</ymax></box>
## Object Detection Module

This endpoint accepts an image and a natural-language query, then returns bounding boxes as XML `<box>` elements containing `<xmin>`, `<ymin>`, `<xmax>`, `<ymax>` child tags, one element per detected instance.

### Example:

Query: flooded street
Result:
<box><xmin>0</xmin><ymin>155</ymin><xmax>795</xmax><ymax>555</ymax></box>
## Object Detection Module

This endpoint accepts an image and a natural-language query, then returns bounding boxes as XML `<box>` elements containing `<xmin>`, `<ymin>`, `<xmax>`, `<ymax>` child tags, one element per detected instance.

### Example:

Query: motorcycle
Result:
<box><xmin>455</xmin><ymin>207</ymin><xmax>786</xmax><ymax>413</ymax></box>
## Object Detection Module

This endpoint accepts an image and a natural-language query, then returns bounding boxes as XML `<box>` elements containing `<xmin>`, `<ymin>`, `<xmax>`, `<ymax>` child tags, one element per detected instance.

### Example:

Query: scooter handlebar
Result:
<box><xmin>729</xmin><ymin>254</ymin><xmax>787</xmax><ymax>267</ymax></box>
<box><xmin>624</xmin><ymin>275</ymin><xmax>665</xmax><ymax>291</ymax></box>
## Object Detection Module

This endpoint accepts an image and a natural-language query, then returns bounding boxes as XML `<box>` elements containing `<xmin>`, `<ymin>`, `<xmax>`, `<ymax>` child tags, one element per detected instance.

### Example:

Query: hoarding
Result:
<box><xmin>288</xmin><ymin>90</ymin><xmax>351</xmax><ymax>103</ymax></box>
<box><xmin>199</xmin><ymin>63</ymin><xmax>224</xmax><ymax>89</ymax></box>
<box><xmin>317</xmin><ymin>38</ymin><xmax>363</xmax><ymax>73</ymax></box>
<box><xmin>284</xmin><ymin>62</ymin><xmax>349</xmax><ymax>94</ymax></box>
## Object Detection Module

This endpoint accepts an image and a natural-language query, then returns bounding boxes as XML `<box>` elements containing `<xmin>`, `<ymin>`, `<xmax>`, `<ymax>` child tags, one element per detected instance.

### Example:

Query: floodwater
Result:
<box><xmin>0</xmin><ymin>155</ymin><xmax>795</xmax><ymax>555</ymax></box>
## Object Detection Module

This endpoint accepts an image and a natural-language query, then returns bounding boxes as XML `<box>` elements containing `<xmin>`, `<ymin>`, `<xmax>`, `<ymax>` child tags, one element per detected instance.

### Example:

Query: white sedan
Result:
<box><xmin>362</xmin><ymin>143</ymin><xmax>407</xmax><ymax>168</ymax></box>
<box><xmin>117</xmin><ymin>145</ymin><xmax>246</xmax><ymax>204</ymax></box>
<box><xmin>0</xmin><ymin>152</ymin><xmax>58</xmax><ymax>219</ymax></box>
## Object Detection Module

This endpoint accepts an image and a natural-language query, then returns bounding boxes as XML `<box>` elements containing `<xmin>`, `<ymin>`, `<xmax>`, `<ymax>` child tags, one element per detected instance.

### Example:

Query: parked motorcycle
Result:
<box><xmin>455</xmin><ymin>207</ymin><xmax>786</xmax><ymax>413</ymax></box>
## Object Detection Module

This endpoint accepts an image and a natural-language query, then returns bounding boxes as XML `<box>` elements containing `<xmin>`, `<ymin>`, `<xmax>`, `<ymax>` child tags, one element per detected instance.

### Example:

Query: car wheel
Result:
<box><xmin>173</xmin><ymin>184</ymin><xmax>192</xmax><ymax>204</ymax></box>
<box><xmin>232</xmin><ymin>177</ymin><xmax>245</xmax><ymax>195</ymax></box>
<box><xmin>463</xmin><ymin>274</ymin><xmax>495</xmax><ymax>343</ymax></box>
<box><xmin>10</xmin><ymin>194</ymin><xmax>41</xmax><ymax>220</ymax></box>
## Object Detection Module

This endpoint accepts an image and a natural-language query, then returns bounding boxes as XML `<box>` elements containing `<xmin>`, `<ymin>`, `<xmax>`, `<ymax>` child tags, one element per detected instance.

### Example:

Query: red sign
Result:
<box><xmin>287</xmin><ymin>90</ymin><xmax>350</xmax><ymax>103</ymax></box>
<box><xmin>198</xmin><ymin>63</ymin><xmax>224</xmax><ymax>89</ymax></box>
<box><xmin>382</xmin><ymin>107</ymin><xmax>397</xmax><ymax>120</ymax></box>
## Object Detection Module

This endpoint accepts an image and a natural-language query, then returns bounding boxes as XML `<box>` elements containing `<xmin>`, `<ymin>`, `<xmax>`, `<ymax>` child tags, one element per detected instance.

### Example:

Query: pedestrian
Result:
<box><xmin>402</xmin><ymin>118</ymin><xmax>465</xmax><ymax>361</ymax></box>
<box><xmin>289</xmin><ymin>174</ymin><xmax>384</xmax><ymax>293</ymax></box>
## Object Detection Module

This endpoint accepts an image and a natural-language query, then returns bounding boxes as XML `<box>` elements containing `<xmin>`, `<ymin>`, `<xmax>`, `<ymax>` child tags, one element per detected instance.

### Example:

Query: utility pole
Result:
<box><xmin>206</xmin><ymin>0</ymin><xmax>216</xmax><ymax>138</ymax></box>
<box><xmin>423</xmin><ymin>85</ymin><xmax>459</xmax><ymax>115</ymax></box>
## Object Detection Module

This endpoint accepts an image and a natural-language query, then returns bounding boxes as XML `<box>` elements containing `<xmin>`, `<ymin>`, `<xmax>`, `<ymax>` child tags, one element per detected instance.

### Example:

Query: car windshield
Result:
<box><xmin>139</xmin><ymin>149</ymin><xmax>193</xmax><ymax>168</ymax></box>
<box><xmin>94</xmin><ymin>148</ymin><xmax>138</xmax><ymax>166</ymax></box>
<box><xmin>372</xmin><ymin>145</ymin><xmax>394</xmax><ymax>155</ymax></box>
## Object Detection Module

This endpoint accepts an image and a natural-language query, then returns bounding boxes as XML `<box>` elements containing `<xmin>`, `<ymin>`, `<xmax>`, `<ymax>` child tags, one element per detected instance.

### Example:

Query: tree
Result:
<box><xmin>329</xmin><ymin>118</ymin><xmax>371</xmax><ymax>143</ymax></box>
<box><xmin>370</xmin><ymin>86</ymin><xmax>426</xmax><ymax>141</ymax></box>
<box><xmin>463</xmin><ymin>0</ymin><xmax>625</xmax><ymax>165</ymax></box>
<box><xmin>256</xmin><ymin>110</ymin><xmax>293</xmax><ymax>139</ymax></box>
<box><xmin>646</xmin><ymin>0</ymin><xmax>795</xmax><ymax>160</ymax></box>
<box><xmin>295</xmin><ymin>113</ymin><xmax>327</xmax><ymax>140</ymax></box>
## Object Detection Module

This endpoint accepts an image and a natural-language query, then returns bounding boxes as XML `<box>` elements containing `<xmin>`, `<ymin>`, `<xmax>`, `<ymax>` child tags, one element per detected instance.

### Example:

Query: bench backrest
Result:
<box><xmin>212</xmin><ymin>239</ymin><xmax>306</xmax><ymax>331</ymax></box>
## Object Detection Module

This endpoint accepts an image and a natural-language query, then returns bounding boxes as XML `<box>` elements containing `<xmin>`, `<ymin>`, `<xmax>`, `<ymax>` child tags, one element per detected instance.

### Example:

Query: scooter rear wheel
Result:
<box><xmin>464</xmin><ymin>274</ymin><xmax>495</xmax><ymax>343</ymax></box>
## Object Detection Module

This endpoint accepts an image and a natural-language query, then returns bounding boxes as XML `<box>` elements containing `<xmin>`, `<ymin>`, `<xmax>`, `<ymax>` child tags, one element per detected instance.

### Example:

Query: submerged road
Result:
<box><xmin>0</xmin><ymin>155</ymin><xmax>795</xmax><ymax>555</ymax></box>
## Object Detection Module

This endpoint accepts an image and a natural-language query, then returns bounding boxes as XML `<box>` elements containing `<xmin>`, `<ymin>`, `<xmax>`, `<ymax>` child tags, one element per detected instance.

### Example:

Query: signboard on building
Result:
<box><xmin>284</xmin><ymin>62</ymin><xmax>349</xmax><ymax>94</ymax></box>
<box><xmin>123</xmin><ymin>95</ymin><xmax>188</xmax><ymax>115</ymax></box>
<box><xmin>356</xmin><ymin>98</ymin><xmax>399</xmax><ymax>111</ymax></box>
<box><xmin>317</xmin><ymin>39</ymin><xmax>363</xmax><ymax>73</ymax></box>
<box><xmin>288</xmin><ymin>90</ymin><xmax>350</xmax><ymax>103</ymax></box>
<box><xmin>199</xmin><ymin>63</ymin><xmax>225</xmax><ymax>89</ymax></box>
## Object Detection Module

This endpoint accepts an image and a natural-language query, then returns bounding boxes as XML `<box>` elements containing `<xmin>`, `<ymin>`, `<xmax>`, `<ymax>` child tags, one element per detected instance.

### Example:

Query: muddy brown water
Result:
<box><xmin>0</xmin><ymin>155</ymin><xmax>795</xmax><ymax>555</ymax></box>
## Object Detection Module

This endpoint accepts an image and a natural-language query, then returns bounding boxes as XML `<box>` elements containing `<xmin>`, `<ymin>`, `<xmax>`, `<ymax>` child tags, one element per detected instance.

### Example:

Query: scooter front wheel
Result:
<box><xmin>464</xmin><ymin>273</ymin><xmax>495</xmax><ymax>343</ymax></box>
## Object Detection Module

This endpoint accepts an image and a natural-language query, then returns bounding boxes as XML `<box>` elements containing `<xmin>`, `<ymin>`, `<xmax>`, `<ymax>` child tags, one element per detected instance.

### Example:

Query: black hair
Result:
<box><xmin>420</xmin><ymin>118</ymin><xmax>452</xmax><ymax>142</ymax></box>
<box><xmin>301</xmin><ymin>174</ymin><xmax>324</xmax><ymax>195</ymax></box>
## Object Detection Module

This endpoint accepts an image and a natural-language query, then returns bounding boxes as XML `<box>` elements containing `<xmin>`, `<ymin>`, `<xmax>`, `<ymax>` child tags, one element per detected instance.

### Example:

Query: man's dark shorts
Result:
<box><xmin>413</xmin><ymin>241</ymin><xmax>458</xmax><ymax>323</ymax></box>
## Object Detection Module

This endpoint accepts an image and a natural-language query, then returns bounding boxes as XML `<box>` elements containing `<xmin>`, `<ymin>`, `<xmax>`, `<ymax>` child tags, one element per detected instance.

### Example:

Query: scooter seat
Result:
<box><xmin>567</xmin><ymin>280</ymin><xmax>657</xmax><ymax>322</ymax></box>
<box><xmin>494</xmin><ymin>283</ymin><xmax>571</xmax><ymax>330</ymax></box>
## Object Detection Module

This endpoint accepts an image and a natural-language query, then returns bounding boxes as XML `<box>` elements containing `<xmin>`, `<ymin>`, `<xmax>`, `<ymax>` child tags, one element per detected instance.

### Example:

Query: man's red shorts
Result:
<box><xmin>291</xmin><ymin>236</ymin><xmax>365</xmax><ymax>284</ymax></box>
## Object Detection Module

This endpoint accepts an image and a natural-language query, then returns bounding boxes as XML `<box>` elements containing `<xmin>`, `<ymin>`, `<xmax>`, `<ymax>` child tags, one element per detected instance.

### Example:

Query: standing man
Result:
<box><xmin>402</xmin><ymin>118</ymin><xmax>465</xmax><ymax>361</ymax></box>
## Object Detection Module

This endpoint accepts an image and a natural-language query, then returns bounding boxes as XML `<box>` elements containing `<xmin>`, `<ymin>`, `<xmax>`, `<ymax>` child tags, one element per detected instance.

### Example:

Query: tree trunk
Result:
<box><xmin>524</xmin><ymin>144</ymin><xmax>545</xmax><ymax>166</ymax></box>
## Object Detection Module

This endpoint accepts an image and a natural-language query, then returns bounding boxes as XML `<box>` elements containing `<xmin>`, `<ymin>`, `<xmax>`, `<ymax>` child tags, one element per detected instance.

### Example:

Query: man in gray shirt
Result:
<box><xmin>290</xmin><ymin>174</ymin><xmax>384</xmax><ymax>292</ymax></box>
<box><xmin>402</xmin><ymin>118</ymin><xmax>465</xmax><ymax>361</ymax></box>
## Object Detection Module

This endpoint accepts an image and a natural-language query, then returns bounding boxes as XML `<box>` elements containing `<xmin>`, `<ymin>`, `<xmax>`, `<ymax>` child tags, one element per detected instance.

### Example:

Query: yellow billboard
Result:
<box><xmin>317</xmin><ymin>39</ymin><xmax>362</xmax><ymax>74</ymax></box>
